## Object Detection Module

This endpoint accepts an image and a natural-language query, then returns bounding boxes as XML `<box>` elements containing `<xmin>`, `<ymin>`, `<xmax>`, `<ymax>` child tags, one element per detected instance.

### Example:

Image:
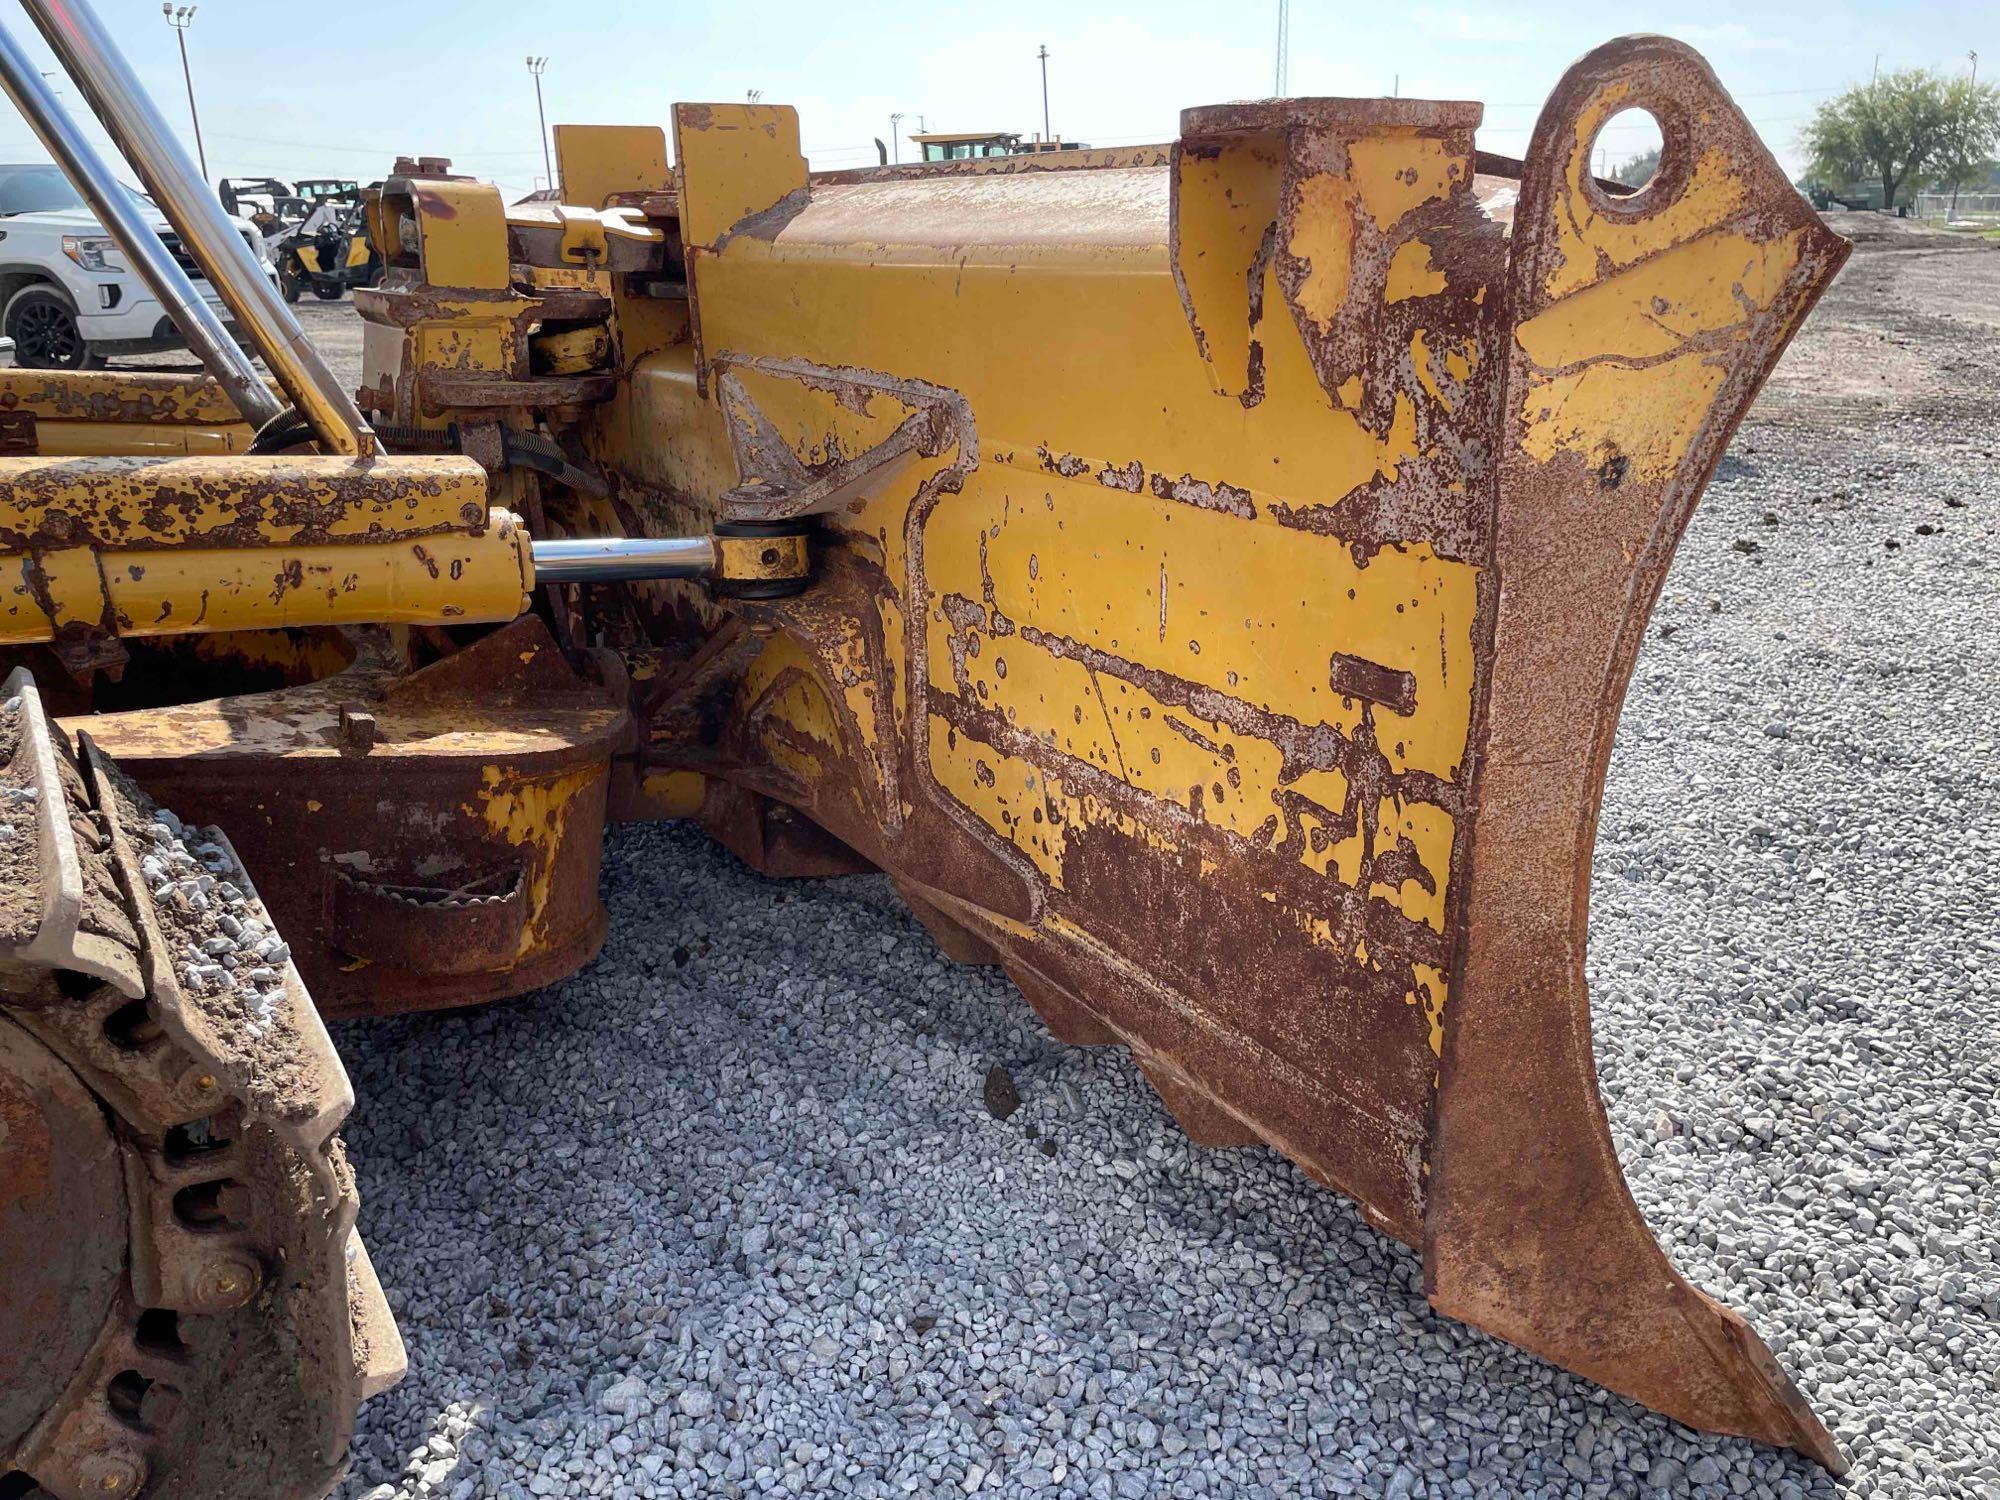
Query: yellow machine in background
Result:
<box><xmin>273</xmin><ymin>198</ymin><xmax>384</xmax><ymax>303</ymax></box>
<box><xmin>0</xmin><ymin>6</ymin><xmax>1855</xmax><ymax>1495</ymax></box>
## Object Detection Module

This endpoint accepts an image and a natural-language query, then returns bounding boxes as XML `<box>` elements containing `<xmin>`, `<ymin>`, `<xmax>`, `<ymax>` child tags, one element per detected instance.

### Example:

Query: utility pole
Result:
<box><xmin>161</xmin><ymin>5</ymin><xmax>206</xmax><ymax>180</ymax></box>
<box><xmin>1274</xmin><ymin>0</ymin><xmax>1288</xmax><ymax>95</ymax></box>
<box><xmin>1037</xmin><ymin>44</ymin><xmax>1051</xmax><ymax>142</ymax></box>
<box><xmin>890</xmin><ymin>112</ymin><xmax>904</xmax><ymax>163</ymax></box>
<box><xmin>1871</xmin><ymin>54</ymin><xmax>1880</xmax><ymax>85</ymax></box>
<box><xmin>526</xmin><ymin>57</ymin><xmax>552</xmax><ymax>193</ymax></box>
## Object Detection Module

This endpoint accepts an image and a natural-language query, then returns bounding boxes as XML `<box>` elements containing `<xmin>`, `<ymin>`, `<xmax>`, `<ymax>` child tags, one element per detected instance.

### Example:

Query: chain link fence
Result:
<box><xmin>1915</xmin><ymin>190</ymin><xmax>2000</xmax><ymax>220</ymax></box>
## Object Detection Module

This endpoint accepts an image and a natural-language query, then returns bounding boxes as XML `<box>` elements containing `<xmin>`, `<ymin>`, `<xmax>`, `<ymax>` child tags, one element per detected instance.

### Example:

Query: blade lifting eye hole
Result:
<box><xmin>1589</xmin><ymin>105</ymin><xmax>1664</xmax><ymax>205</ymax></box>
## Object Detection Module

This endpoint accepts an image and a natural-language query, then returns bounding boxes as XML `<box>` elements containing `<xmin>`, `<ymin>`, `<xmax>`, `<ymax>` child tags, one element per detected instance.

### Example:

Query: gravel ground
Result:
<box><xmin>279</xmin><ymin>221</ymin><xmax>1998</xmax><ymax>1499</ymax></box>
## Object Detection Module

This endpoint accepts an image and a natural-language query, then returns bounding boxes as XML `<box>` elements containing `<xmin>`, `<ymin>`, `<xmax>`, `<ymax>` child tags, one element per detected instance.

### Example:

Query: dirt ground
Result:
<box><xmin>294</xmin><ymin>297</ymin><xmax>366</xmax><ymax>393</ymax></box>
<box><xmin>1760</xmin><ymin>212</ymin><xmax>2000</xmax><ymax>420</ymax></box>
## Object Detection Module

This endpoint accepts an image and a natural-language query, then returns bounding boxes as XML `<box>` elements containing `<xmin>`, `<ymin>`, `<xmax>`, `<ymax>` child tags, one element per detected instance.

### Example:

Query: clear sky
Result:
<box><xmin>0</xmin><ymin>0</ymin><xmax>1990</xmax><ymax>198</ymax></box>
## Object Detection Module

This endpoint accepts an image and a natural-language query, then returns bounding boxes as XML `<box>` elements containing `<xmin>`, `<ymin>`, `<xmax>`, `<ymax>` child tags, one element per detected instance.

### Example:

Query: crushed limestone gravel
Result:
<box><xmin>330</xmin><ymin>222</ymin><xmax>1998</xmax><ymax>1499</ymax></box>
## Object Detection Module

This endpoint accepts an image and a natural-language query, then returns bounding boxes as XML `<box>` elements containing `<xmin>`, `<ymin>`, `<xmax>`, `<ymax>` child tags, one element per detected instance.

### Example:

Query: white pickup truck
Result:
<box><xmin>0</xmin><ymin>161</ymin><xmax>270</xmax><ymax>369</ymax></box>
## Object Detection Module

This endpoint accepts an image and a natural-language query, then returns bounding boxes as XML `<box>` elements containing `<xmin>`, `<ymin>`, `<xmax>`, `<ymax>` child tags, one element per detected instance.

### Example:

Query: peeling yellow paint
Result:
<box><xmin>1541</xmin><ymin>80</ymin><xmax>1751</xmax><ymax>302</ymax></box>
<box><xmin>1386</xmin><ymin>238</ymin><xmax>1449</xmax><ymax>303</ymax></box>
<box><xmin>1349</xmin><ymin>133</ymin><xmax>1467</xmax><ymax>232</ymax></box>
<box><xmin>1288</xmin><ymin>172</ymin><xmax>1356</xmax><ymax>330</ymax></box>
<box><xmin>637</xmin><ymin>770</ymin><xmax>707</xmax><ymax>818</ymax></box>
<box><xmin>1516</xmin><ymin>226</ymin><xmax>1807</xmax><ymax>482</ymax></box>
<box><xmin>1408</xmin><ymin>962</ymin><xmax>1447</xmax><ymax>1056</ymax></box>
<box><xmin>473</xmin><ymin>763</ymin><xmax>603</xmax><ymax>959</ymax></box>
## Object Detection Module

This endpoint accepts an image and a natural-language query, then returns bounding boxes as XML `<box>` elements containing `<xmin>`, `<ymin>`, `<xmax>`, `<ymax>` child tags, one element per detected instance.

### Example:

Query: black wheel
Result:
<box><xmin>5</xmin><ymin>286</ymin><xmax>103</xmax><ymax>371</ymax></box>
<box><xmin>310</xmin><ymin>282</ymin><xmax>344</xmax><ymax>301</ymax></box>
<box><xmin>279</xmin><ymin>261</ymin><xmax>302</xmax><ymax>303</ymax></box>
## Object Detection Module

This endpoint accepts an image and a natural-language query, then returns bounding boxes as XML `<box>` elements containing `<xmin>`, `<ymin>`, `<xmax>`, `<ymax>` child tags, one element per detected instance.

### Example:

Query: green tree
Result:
<box><xmin>1803</xmin><ymin>69</ymin><xmax>2000</xmax><ymax>212</ymax></box>
<box><xmin>1613</xmin><ymin>147</ymin><xmax>1660</xmax><ymax>189</ymax></box>
<box><xmin>1929</xmin><ymin>76</ymin><xmax>2000</xmax><ymax>214</ymax></box>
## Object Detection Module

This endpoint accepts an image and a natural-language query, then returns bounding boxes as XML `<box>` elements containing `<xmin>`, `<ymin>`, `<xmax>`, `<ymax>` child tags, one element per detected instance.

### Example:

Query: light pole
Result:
<box><xmin>1951</xmin><ymin>52</ymin><xmax>1979</xmax><ymax>218</ymax></box>
<box><xmin>1037</xmin><ymin>44</ymin><xmax>1051</xmax><ymax>143</ymax></box>
<box><xmin>1274</xmin><ymin>0</ymin><xmax>1288</xmax><ymax>95</ymax></box>
<box><xmin>890</xmin><ymin>111</ymin><xmax>904</xmax><ymax>163</ymax></box>
<box><xmin>161</xmin><ymin>5</ymin><xmax>205</xmax><ymax>180</ymax></box>
<box><xmin>526</xmin><ymin>56</ymin><xmax>552</xmax><ymax>193</ymax></box>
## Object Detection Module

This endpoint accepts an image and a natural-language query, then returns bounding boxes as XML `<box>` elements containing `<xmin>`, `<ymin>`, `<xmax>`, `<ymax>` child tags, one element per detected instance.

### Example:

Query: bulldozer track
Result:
<box><xmin>0</xmin><ymin>668</ymin><xmax>400</xmax><ymax>1500</ymax></box>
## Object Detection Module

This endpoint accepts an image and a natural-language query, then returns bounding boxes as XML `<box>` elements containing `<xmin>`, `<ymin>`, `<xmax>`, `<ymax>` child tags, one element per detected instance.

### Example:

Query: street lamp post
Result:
<box><xmin>890</xmin><ymin>111</ymin><xmax>904</xmax><ymax>164</ymax></box>
<box><xmin>1951</xmin><ymin>52</ymin><xmax>1980</xmax><ymax>218</ymax></box>
<box><xmin>160</xmin><ymin>4</ymin><xmax>205</xmax><ymax>179</ymax></box>
<box><xmin>1037</xmin><ymin>44</ymin><xmax>1051</xmax><ymax>143</ymax></box>
<box><xmin>526</xmin><ymin>56</ymin><xmax>552</xmax><ymax>193</ymax></box>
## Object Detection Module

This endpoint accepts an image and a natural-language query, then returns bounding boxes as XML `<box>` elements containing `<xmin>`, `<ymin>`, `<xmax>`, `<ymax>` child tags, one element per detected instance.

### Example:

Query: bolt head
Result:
<box><xmin>79</xmin><ymin>1456</ymin><xmax>143</xmax><ymax>1494</ymax></box>
<box><xmin>209</xmin><ymin>1257</ymin><xmax>262</xmax><ymax>1307</ymax></box>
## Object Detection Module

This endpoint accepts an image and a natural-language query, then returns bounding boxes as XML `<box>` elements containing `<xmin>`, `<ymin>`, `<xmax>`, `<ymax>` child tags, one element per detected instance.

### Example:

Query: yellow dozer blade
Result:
<box><xmin>584</xmin><ymin>35</ymin><xmax>1845</xmax><ymax>1465</ymax></box>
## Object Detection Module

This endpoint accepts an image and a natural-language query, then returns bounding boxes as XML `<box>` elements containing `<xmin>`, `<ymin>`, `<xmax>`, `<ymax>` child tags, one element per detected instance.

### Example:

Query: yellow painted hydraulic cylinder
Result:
<box><xmin>0</xmin><ymin>511</ymin><xmax>533</xmax><ymax>644</ymax></box>
<box><xmin>0</xmin><ymin>453</ymin><xmax>534</xmax><ymax>644</ymax></box>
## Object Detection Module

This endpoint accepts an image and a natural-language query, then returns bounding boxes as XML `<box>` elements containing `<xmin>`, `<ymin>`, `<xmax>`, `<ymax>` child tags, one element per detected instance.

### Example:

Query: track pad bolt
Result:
<box><xmin>79</xmin><ymin>1456</ymin><xmax>144</xmax><ymax>1494</ymax></box>
<box><xmin>208</xmin><ymin>1255</ymin><xmax>262</xmax><ymax>1308</ymax></box>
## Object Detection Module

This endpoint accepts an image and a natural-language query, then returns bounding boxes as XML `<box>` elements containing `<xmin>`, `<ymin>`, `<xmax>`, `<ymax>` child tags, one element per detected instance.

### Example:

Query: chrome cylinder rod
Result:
<box><xmin>530</xmin><ymin>536</ymin><xmax>718</xmax><ymax>584</ymax></box>
<box><xmin>0</xmin><ymin>20</ymin><xmax>279</xmax><ymax>426</ymax></box>
<box><xmin>20</xmin><ymin>0</ymin><xmax>376</xmax><ymax>455</ymax></box>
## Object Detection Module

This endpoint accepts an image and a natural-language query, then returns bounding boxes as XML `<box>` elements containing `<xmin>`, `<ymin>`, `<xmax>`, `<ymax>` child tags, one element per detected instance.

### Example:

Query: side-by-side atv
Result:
<box><xmin>274</xmin><ymin>197</ymin><xmax>382</xmax><ymax>303</ymax></box>
<box><xmin>0</xmin><ymin>3</ymin><xmax>1864</xmax><ymax>1496</ymax></box>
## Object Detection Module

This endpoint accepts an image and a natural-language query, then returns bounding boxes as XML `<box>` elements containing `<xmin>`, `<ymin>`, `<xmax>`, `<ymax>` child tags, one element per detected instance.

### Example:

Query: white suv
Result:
<box><xmin>0</xmin><ymin>162</ymin><xmax>271</xmax><ymax>370</ymax></box>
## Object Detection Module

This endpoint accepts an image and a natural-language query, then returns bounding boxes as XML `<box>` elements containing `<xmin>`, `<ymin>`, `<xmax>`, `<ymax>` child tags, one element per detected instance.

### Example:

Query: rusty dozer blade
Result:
<box><xmin>646</xmin><ymin>36</ymin><xmax>1850</xmax><ymax>1464</ymax></box>
<box><xmin>1427</xmin><ymin>42</ymin><xmax>1851</xmax><ymax>1470</ymax></box>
